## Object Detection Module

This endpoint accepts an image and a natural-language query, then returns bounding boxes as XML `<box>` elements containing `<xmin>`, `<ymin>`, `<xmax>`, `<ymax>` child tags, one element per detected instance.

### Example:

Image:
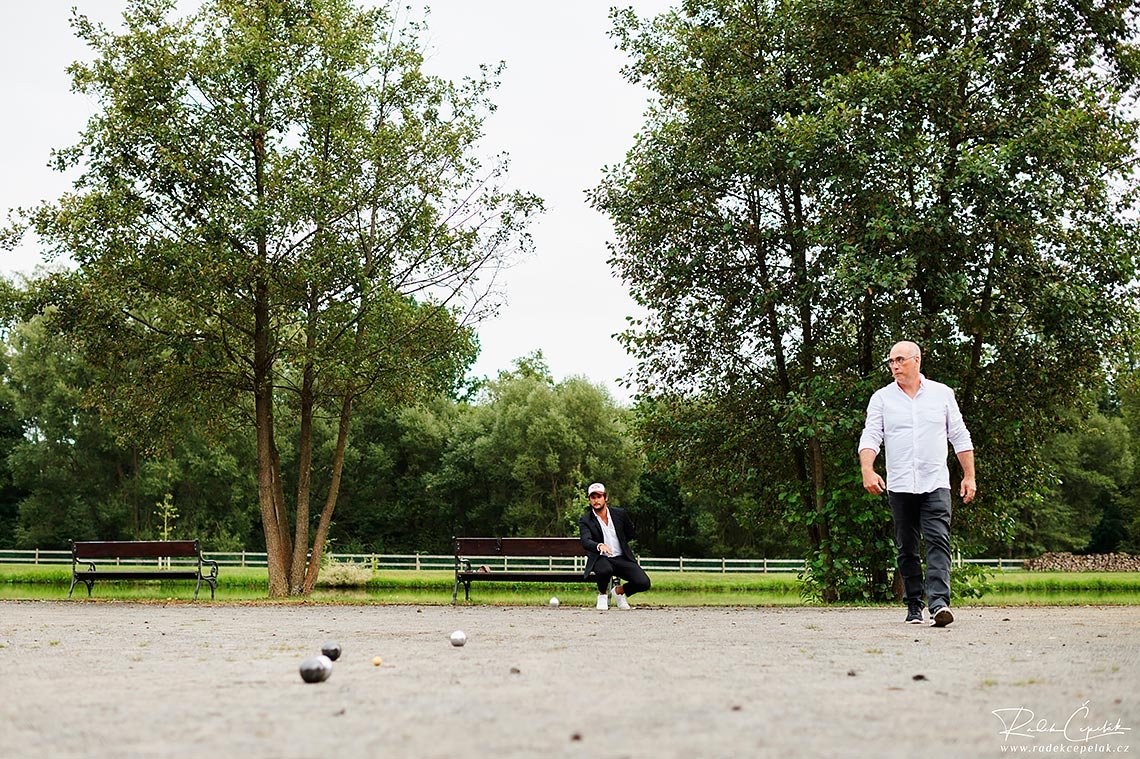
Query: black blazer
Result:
<box><xmin>579</xmin><ymin>506</ymin><xmax>636</xmax><ymax>578</ymax></box>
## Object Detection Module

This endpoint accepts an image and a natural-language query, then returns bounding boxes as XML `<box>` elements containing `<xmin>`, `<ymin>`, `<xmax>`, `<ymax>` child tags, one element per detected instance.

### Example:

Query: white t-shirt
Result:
<box><xmin>594</xmin><ymin>510</ymin><xmax>622</xmax><ymax>558</ymax></box>
<box><xmin>858</xmin><ymin>375</ymin><xmax>973</xmax><ymax>494</ymax></box>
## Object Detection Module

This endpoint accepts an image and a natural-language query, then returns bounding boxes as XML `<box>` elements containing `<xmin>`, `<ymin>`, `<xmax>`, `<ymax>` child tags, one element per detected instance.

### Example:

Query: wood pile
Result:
<box><xmin>1023</xmin><ymin>552</ymin><xmax>1140</xmax><ymax>572</ymax></box>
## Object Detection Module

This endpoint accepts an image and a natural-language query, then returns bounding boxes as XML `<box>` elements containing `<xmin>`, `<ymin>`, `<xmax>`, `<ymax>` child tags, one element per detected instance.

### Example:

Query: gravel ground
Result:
<box><xmin>0</xmin><ymin>601</ymin><xmax>1136</xmax><ymax>758</ymax></box>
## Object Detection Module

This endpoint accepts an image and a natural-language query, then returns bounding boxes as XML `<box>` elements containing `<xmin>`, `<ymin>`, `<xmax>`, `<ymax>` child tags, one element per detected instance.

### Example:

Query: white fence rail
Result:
<box><xmin>0</xmin><ymin>549</ymin><xmax>1029</xmax><ymax>573</ymax></box>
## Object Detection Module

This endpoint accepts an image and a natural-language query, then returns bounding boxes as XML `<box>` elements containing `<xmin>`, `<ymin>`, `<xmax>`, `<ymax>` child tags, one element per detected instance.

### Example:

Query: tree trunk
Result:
<box><xmin>290</xmin><ymin>291</ymin><xmax>320</xmax><ymax>594</ymax></box>
<box><xmin>254</xmin><ymin>280</ymin><xmax>289</xmax><ymax>597</ymax></box>
<box><xmin>302</xmin><ymin>394</ymin><xmax>354</xmax><ymax>593</ymax></box>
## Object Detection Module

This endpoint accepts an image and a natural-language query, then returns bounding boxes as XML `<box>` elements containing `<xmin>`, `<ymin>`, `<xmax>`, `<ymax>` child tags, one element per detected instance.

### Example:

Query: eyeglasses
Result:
<box><xmin>884</xmin><ymin>355</ymin><xmax>918</xmax><ymax>367</ymax></box>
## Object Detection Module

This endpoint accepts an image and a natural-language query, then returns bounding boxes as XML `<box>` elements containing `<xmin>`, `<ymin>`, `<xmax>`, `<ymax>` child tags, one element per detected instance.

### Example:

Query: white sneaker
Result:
<box><xmin>930</xmin><ymin>606</ymin><xmax>954</xmax><ymax>627</ymax></box>
<box><xmin>611</xmin><ymin>587</ymin><xmax>631</xmax><ymax>610</ymax></box>
<box><xmin>596</xmin><ymin>593</ymin><xmax>609</xmax><ymax>610</ymax></box>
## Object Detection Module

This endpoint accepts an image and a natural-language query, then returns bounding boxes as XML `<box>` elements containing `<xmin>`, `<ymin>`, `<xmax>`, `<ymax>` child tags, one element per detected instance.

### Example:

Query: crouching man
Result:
<box><xmin>579</xmin><ymin>482</ymin><xmax>650</xmax><ymax>610</ymax></box>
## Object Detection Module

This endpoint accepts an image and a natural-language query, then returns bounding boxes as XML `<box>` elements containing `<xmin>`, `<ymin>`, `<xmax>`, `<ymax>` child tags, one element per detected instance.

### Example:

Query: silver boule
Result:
<box><xmin>449</xmin><ymin>630</ymin><xmax>467</xmax><ymax>647</ymax></box>
<box><xmin>549</xmin><ymin>597</ymin><xmax>560</xmax><ymax>607</ymax></box>
<box><xmin>299</xmin><ymin>654</ymin><xmax>333</xmax><ymax>683</ymax></box>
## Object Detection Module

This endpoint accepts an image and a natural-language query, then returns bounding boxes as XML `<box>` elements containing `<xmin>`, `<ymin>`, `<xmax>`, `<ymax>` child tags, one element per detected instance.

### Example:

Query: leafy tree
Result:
<box><xmin>0</xmin><ymin>310</ymin><xmax>28</xmax><ymax>548</ymax></box>
<box><xmin>326</xmin><ymin>393</ymin><xmax>461</xmax><ymax>554</ymax></box>
<box><xmin>1120</xmin><ymin>371</ymin><xmax>1140</xmax><ymax>551</ymax></box>
<box><xmin>7</xmin><ymin>0</ymin><xmax>539</xmax><ymax>595</ymax></box>
<box><xmin>316</xmin><ymin>356</ymin><xmax>642</xmax><ymax>552</ymax></box>
<box><xmin>998</xmin><ymin>409</ymin><xmax>1135</xmax><ymax>556</ymax></box>
<box><xmin>629</xmin><ymin>403</ymin><xmax>810</xmax><ymax>558</ymax></box>
<box><xmin>435</xmin><ymin>355</ymin><xmax>643</xmax><ymax>539</ymax></box>
<box><xmin>3</xmin><ymin>313</ymin><xmax>260</xmax><ymax>550</ymax></box>
<box><xmin>5</xmin><ymin>314</ymin><xmax>138</xmax><ymax>546</ymax></box>
<box><xmin>592</xmin><ymin>0</ymin><xmax>1140</xmax><ymax>599</ymax></box>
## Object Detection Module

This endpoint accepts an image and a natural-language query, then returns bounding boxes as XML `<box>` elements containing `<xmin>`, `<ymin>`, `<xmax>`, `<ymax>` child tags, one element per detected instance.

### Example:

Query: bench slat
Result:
<box><xmin>454</xmin><ymin>537</ymin><xmax>585</xmax><ymax>557</ymax></box>
<box><xmin>456</xmin><ymin>572</ymin><xmax>585</xmax><ymax>583</ymax></box>
<box><xmin>74</xmin><ymin>540</ymin><xmax>200</xmax><ymax>559</ymax></box>
<box><xmin>73</xmin><ymin>570</ymin><xmax>202</xmax><ymax>581</ymax></box>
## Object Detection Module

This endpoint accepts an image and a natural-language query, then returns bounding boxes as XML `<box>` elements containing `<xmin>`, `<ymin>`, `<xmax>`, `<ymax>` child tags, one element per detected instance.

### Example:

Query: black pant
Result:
<box><xmin>592</xmin><ymin>554</ymin><xmax>651</xmax><ymax>597</ymax></box>
<box><xmin>889</xmin><ymin>488</ymin><xmax>952</xmax><ymax>609</ymax></box>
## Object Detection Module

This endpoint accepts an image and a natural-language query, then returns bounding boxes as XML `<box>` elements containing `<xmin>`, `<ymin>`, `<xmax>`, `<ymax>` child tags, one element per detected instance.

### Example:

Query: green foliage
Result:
<box><xmin>1</xmin><ymin>313</ymin><xmax>261</xmax><ymax>550</ymax></box>
<box><xmin>593</xmin><ymin>0</ymin><xmax>1140</xmax><ymax>600</ymax></box>
<box><xmin>154</xmin><ymin>494</ymin><xmax>178</xmax><ymax>541</ymax></box>
<box><xmin>0</xmin><ymin>321</ymin><xmax>26</xmax><ymax>548</ymax></box>
<box><xmin>951</xmin><ymin>563</ymin><xmax>994</xmax><ymax>600</ymax></box>
<box><xmin>328</xmin><ymin>354</ymin><xmax>643</xmax><ymax>552</ymax></box>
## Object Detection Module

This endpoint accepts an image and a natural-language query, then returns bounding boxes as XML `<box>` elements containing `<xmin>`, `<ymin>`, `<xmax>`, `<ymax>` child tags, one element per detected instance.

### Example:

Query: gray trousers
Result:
<box><xmin>888</xmin><ymin>488</ymin><xmax>952</xmax><ymax>609</ymax></box>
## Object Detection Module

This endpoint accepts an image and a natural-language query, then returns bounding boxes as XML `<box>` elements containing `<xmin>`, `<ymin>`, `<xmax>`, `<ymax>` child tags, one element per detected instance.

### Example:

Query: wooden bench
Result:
<box><xmin>69</xmin><ymin>540</ymin><xmax>219</xmax><ymax>600</ymax></box>
<box><xmin>452</xmin><ymin>536</ymin><xmax>616</xmax><ymax>603</ymax></box>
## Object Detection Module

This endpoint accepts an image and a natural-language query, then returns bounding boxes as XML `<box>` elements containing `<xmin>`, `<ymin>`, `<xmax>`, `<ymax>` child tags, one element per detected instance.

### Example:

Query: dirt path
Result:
<box><xmin>0</xmin><ymin>602</ymin><xmax>1136</xmax><ymax>758</ymax></box>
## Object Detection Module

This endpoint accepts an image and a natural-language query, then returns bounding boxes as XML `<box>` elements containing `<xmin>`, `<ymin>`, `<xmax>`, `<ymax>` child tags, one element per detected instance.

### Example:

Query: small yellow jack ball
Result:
<box><xmin>372</xmin><ymin>656</ymin><xmax>382</xmax><ymax>667</ymax></box>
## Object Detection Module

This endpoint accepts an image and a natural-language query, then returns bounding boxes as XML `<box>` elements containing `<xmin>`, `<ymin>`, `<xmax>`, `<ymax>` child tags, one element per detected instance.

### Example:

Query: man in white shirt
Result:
<box><xmin>859</xmin><ymin>341</ymin><xmax>977</xmax><ymax>627</ymax></box>
<box><xmin>579</xmin><ymin>482</ymin><xmax>651</xmax><ymax>610</ymax></box>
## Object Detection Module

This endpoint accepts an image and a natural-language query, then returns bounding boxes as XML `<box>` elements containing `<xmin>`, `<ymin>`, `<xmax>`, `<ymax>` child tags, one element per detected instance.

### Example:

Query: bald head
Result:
<box><xmin>891</xmin><ymin>341</ymin><xmax>921</xmax><ymax>358</ymax></box>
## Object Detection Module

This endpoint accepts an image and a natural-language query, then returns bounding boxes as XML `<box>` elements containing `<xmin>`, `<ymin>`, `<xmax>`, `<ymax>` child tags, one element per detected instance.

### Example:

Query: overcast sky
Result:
<box><xmin>0</xmin><ymin>1</ymin><xmax>674</xmax><ymax>404</ymax></box>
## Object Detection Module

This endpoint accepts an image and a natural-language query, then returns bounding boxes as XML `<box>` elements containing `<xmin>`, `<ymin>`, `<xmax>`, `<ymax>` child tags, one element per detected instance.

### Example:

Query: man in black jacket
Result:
<box><xmin>579</xmin><ymin>482</ymin><xmax>651</xmax><ymax>610</ymax></box>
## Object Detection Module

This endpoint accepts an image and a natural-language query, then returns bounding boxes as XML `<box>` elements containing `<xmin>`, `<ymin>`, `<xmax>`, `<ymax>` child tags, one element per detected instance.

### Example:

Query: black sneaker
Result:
<box><xmin>930</xmin><ymin>606</ymin><xmax>954</xmax><ymax>627</ymax></box>
<box><xmin>905</xmin><ymin>602</ymin><xmax>924</xmax><ymax>624</ymax></box>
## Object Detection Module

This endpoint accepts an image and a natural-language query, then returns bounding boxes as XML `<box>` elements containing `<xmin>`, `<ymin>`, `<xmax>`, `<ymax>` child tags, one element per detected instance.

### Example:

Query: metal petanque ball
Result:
<box><xmin>449</xmin><ymin>630</ymin><xmax>467</xmax><ymax>647</ymax></box>
<box><xmin>299</xmin><ymin>655</ymin><xmax>333</xmax><ymax>683</ymax></box>
<box><xmin>320</xmin><ymin>641</ymin><xmax>342</xmax><ymax>661</ymax></box>
<box><xmin>549</xmin><ymin>597</ymin><xmax>560</xmax><ymax>607</ymax></box>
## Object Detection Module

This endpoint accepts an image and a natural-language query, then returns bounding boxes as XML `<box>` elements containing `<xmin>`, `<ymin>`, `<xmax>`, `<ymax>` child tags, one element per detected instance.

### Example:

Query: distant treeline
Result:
<box><xmin>1</xmin><ymin>315</ymin><xmax>1136</xmax><ymax>560</ymax></box>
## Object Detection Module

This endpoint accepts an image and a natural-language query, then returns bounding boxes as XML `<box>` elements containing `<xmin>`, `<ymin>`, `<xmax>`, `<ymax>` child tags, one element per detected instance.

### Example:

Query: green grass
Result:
<box><xmin>969</xmin><ymin>572</ymin><xmax>1140</xmax><ymax>605</ymax></box>
<box><xmin>986</xmin><ymin>571</ymin><xmax>1140</xmax><ymax>593</ymax></box>
<box><xmin>1</xmin><ymin>564</ymin><xmax>1137</xmax><ymax>605</ymax></box>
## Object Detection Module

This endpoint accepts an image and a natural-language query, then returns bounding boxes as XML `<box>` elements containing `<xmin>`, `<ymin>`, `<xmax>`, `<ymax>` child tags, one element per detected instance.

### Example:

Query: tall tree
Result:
<box><xmin>592</xmin><ymin>0</ymin><xmax>1140</xmax><ymax>599</ymax></box>
<box><xmin>7</xmin><ymin>0</ymin><xmax>540</xmax><ymax>595</ymax></box>
<box><xmin>435</xmin><ymin>355</ymin><xmax>643</xmax><ymax>539</ymax></box>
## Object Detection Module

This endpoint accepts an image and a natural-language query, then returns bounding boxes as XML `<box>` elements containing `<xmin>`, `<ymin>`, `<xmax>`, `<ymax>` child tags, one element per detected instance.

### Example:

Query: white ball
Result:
<box><xmin>549</xmin><ymin>597</ymin><xmax>560</xmax><ymax>607</ymax></box>
<box><xmin>450</xmin><ymin>630</ymin><xmax>467</xmax><ymax>647</ymax></box>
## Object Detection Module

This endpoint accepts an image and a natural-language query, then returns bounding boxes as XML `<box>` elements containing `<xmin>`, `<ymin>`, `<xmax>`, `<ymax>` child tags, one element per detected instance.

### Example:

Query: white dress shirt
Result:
<box><xmin>858</xmin><ymin>375</ymin><xmax>973</xmax><ymax>494</ymax></box>
<box><xmin>594</xmin><ymin>511</ymin><xmax>622</xmax><ymax>558</ymax></box>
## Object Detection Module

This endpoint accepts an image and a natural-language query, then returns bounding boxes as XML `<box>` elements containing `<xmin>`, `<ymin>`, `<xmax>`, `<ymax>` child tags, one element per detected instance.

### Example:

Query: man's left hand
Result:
<box><xmin>960</xmin><ymin>477</ymin><xmax>977</xmax><ymax>503</ymax></box>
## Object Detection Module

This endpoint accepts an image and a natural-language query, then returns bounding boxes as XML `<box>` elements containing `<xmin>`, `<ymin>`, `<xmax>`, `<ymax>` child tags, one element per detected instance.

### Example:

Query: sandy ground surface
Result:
<box><xmin>0</xmin><ymin>601</ymin><xmax>1136</xmax><ymax>759</ymax></box>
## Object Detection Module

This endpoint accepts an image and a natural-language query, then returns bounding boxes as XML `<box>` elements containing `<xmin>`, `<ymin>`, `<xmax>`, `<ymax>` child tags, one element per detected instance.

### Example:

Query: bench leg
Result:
<box><xmin>68</xmin><ymin>576</ymin><xmax>77</xmax><ymax>599</ymax></box>
<box><xmin>192</xmin><ymin>575</ymin><xmax>217</xmax><ymax>601</ymax></box>
<box><xmin>452</xmin><ymin>575</ymin><xmax>460</xmax><ymax>605</ymax></box>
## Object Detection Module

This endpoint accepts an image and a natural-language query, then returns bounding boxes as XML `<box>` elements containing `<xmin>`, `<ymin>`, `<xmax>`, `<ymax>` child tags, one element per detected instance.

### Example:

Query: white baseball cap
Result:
<box><xmin>587</xmin><ymin>483</ymin><xmax>606</xmax><ymax>496</ymax></box>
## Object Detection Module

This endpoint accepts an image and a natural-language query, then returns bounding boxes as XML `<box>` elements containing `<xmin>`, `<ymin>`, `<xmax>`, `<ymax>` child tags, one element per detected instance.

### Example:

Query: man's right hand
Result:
<box><xmin>598</xmin><ymin>543</ymin><xmax>612</xmax><ymax>556</ymax></box>
<box><xmin>862</xmin><ymin>469</ymin><xmax>886</xmax><ymax>495</ymax></box>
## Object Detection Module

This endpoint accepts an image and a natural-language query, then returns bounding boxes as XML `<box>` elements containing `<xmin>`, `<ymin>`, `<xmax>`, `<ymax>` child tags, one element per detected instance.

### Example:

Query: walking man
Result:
<box><xmin>859</xmin><ymin>341</ymin><xmax>976</xmax><ymax>627</ymax></box>
<box><xmin>579</xmin><ymin>482</ymin><xmax>651</xmax><ymax>610</ymax></box>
